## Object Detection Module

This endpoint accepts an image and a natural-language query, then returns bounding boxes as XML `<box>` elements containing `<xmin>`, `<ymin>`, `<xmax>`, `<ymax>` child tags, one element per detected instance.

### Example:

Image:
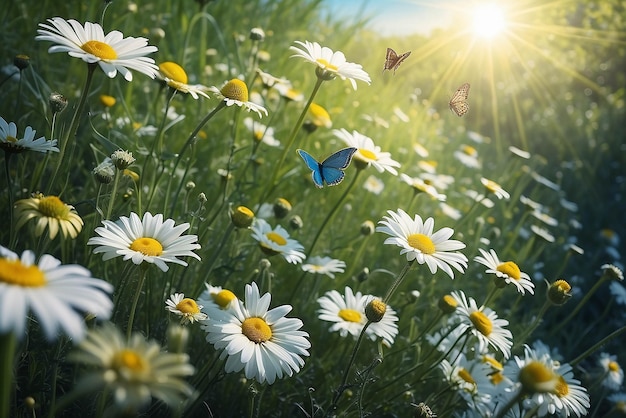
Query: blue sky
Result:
<box><xmin>322</xmin><ymin>0</ymin><xmax>461</xmax><ymax>36</ymax></box>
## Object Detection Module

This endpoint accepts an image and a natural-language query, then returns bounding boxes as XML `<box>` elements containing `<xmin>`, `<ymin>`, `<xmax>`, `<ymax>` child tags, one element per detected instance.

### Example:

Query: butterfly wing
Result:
<box><xmin>297</xmin><ymin>149</ymin><xmax>324</xmax><ymax>188</ymax></box>
<box><xmin>384</xmin><ymin>48</ymin><xmax>411</xmax><ymax>74</ymax></box>
<box><xmin>320</xmin><ymin>147</ymin><xmax>357</xmax><ymax>186</ymax></box>
<box><xmin>391</xmin><ymin>51</ymin><xmax>411</xmax><ymax>73</ymax></box>
<box><xmin>449</xmin><ymin>83</ymin><xmax>470</xmax><ymax>116</ymax></box>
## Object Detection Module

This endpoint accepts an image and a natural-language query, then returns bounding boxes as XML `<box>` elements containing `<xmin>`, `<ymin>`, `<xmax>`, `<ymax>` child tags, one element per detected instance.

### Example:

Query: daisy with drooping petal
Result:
<box><xmin>209</xmin><ymin>79</ymin><xmax>268</xmax><ymax>117</ymax></box>
<box><xmin>198</xmin><ymin>283</ymin><xmax>239</xmax><ymax>319</ymax></box>
<box><xmin>203</xmin><ymin>282</ymin><xmax>310</xmax><ymax>384</ymax></box>
<box><xmin>598</xmin><ymin>353</ymin><xmax>624</xmax><ymax>391</ymax></box>
<box><xmin>0</xmin><ymin>246</ymin><xmax>113</xmax><ymax>341</ymax></box>
<box><xmin>35</xmin><ymin>17</ymin><xmax>159</xmax><ymax>81</ymax></box>
<box><xmin>158</xmin><ymin>61</ymin><xmax>210</xmax><ymax>99</ymax></box>
<box><xmin>0</xmin><ymin>117</ymin><xmax>58</xmax><ymax>154</ymax></box>
<box><xmin>440</xmin><ymin>353</ymin><xmax>497</xmax><ymax>415</ymax></box>
<box><xmin>165</xmin><ymin>293</ymin><xmax>208</xmax><ymax>324</ymax></box>
<box><xmin>481</xmin><ymin>177</ymin><xmax>510</xmax><ymax>200</ymax></box>
<box><xmin>14</xmin><ymin>193</ymin><xmax>84</xmax><ymax>240</ymax></box>
<box><xmin>250</xmin><ymin>218</ymin><xmax>305</xmax><ymax>264</ymax></box>
<box><xmin>334</xmin><ymin>128</ymin><xmax>401</xmax><ymax>175</ymax></box>
<box><xmin>452</xmin><ymin>290</ymin><xmax>513</xmax><ymax>358</ymax></box>
<box><xmin>290</xmin><ymin>40</ymin><xmax>371</xmax><ymax>89</ymax></box>
<box><xmin>376</xmin><ymin>209</ymin><xmax>468</xmax><ymax>279</ymax></box>
<box><xmin>474</xmin><ymin>249</ymin><xmax>535</xmax><ymax>295</ymax></box>
<box><xmin>317</xmin><ymin>287</ymin><xmax>368</xmax><ymax>339</ymax></box>
<box><xmin>87</xmin><ymin>212</ymin><xmax>201</xmax><ymax>272</ymax></box>
<box><xmin>70</xmin><ymin>323</ymin><xmax>194</xmax><ymax>412</ymax></box>
<box><xmin>399</xmin><ymin>173</ymin><xmax>446</xmax><ymax>201</ymax></box>
<box><xmin>301</xmin><ymin>256</ymin><xmax>346</xmax><ymax>279</ymax></box>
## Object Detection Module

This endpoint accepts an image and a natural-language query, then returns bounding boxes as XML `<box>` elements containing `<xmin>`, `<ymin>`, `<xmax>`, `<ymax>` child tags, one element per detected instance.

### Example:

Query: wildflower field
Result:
<box><xmin>1</xmin><ymin>0</ymin><xmax>625</xmax><ymax>416</ymax></box>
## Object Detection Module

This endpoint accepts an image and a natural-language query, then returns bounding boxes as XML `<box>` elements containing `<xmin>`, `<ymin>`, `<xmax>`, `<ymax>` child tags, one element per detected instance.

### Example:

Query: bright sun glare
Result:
<box><xmin>472</xmin><ymin>3</ymin><xmax>507</xmax><ymax>38</ymax></box>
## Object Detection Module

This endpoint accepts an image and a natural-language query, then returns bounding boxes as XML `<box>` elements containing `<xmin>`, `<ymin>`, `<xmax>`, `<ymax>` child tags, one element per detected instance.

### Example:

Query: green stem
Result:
<box><xmin>105</xmin><ymin>169</ymin><xmax>122</xmax><ymax>220</ymax></box>
<box><xmin>326</xmin><ymin>322</ymin><xmax>372</xmax><ymax>417</ymax></box>
<box><xmin>494</xmin><ymin>389</ymin><xmax>525</xmax><ymax>418</ymax></box>
<box><xmin>307</xmin><ymin>169</ymin><xmax>361</xmax><ymax>257</ymax></box>
<box><xmin>513</xmin><ymin>299</ymin><xmax>551</xmax><ymax>350</ymax></box>
<box><xmin>569</xmin><ymin>326</ymin><xmax>626</xmax><ymax>367</ymax></box>
<box><xmin>261</xmin><ymin>77</ymin><xmax>324</xmax><ymax>203</ymax></box>
<box><xmin>383</xmin><ymin>260</ymin><xmax>415</xmax><ymax>304</ymax></box>
<box><xmin>127</xmin><ymin>266</ymin><xmax>148</xmax><ymax>341</ymax></box>
<box><xmin>48</xmin><ymin>63</ymin><xmax>97</xmax><ymax>194</ymax></box>
<box><xmin>0</xmin><ymin>333</ymin><xmax>16</xmax><ymax>418</ymax></box>
<box><xmin>194</xmin><ymin>223</ymin><xmax>235</xmax><ymax>296</ymax></box>
<box><xmin>4</xmin><ymin>153</ymin><xmax>15</xmax><ymax>247</ymax></box>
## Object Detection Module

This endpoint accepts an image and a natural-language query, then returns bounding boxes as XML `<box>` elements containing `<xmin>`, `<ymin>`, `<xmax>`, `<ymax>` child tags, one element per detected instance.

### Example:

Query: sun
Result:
<box><xmin>472</xmin><ymin>3</ymin><xmax>507</xmax><ymax>39</ymax></box>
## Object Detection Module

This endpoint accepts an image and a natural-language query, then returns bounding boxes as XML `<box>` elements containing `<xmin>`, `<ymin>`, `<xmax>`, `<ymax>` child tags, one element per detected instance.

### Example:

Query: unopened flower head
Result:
<box><xmin>49</xmin><ymin>92</ymin><xmax>68</xmax><ymax>114</ymax></box>
<box><xmin>111</xmin><ymin>149</ymin><xmax>135</xmax><ymax>170</ymax></box>
<box><xmin>14</xmin><ymin>193</ymin><xmax>83</xmax><ymax>240</ymax></box>
<box><xmin>548</xmin><ymin>279</ymin><xmax>572</xmax><ymax>305</ymax></box>
<box><xmin>376</xmin><ymin>209</ymin><xmax>468</xmax><ymax>279</ymax></box>
<box><xmin>290</xmin><ymin>40</ymin><xmax>371</xmax><ymax>89</ymax></box>
<box><xmin>231</xmin><ymin>205</ymin><xmax>255</xmax><ymax>228</ymax></box>
<box><xmin>36</xmin><ymin>17</ymin><xmax>159</xmax><ymax>81</ymax></box>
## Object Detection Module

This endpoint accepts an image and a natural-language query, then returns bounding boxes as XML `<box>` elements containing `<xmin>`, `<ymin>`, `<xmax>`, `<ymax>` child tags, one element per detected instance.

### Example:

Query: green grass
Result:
<box><xmin>1</xmin><ymin>0</ymin><xmax>625</xmax><ymax>417</ymax></box>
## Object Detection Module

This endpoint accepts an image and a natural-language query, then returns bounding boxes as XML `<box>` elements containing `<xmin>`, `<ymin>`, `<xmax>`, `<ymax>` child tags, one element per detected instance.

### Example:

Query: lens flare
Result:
<box><xmin>473</xmin><ymin>3</ymin><xmax>507</xmax><ymax>38</ymax></box>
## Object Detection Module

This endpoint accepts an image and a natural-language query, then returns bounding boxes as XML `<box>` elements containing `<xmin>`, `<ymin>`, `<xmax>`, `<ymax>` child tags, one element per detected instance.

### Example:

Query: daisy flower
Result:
<box><xmin>481</xmin><ymin>177</ymin><xmax>510</xmax><ymax>200</ymax></box>
<box><xmin>203</xmin><ymin>282</ymin><xmax>311</xmax><ymax>384</ymax></box>
<box><xmin>598</xmin><ymin>353</ymin><xmax>624</xmax><ymax>391</ymax></box>
<box><xmin>333</xmin><ymin>128</ymin><xmax>400</xmax><ymax>175</ymax></box>
<box><xmin>307</xmin><ymin>102</ymin><xmax>332</xmax><ymax>128</ymax></box>
<box><xmin>87</xmin><ymin>212</ymin><xmax>201</xmax><ymax>272</ymax></box>
<box><xmin>363</xmin><ymin>175</ymin><xmax>385</xmax><ymax>195</ymax></box>
<box><xmin>474</xmin><ymin>249</ymin><xmax>535</xmax><ymax>295</ymax></box>
<box><xmin>14</xmin><ymin>193</ymin><xmax>84</xmax><ymax>240</ymax></box>
<box><xmin>0</xmin><ymin>246</ymin><xmax>113</xmax><ymax>341</ymax></box>
<box><xmin>376</xmin><ymin>209</ymin><xmax>468</xmax><ymax>279</ymax></box>
<box><xmin>70</xmin><ymin>323</ymin><xmax>194</xmax><ymax>412</ymax></box>
<box><xmin>35</xmin><ymin>17</ymin><xmax>159</xmax><ymax>81</ymax></box>
<box><xmin>158</xmin><ymin>61</ymin><xmax>210</xmax><ymax>99</ymax></box>
<box><xmin>440</xmin><ymin>354</ymin><xmax>496</xmax><ymax>415</ymax></box>
<box><xmin>250</xmin><ymin>218</ymin><xmax>305</xmax><ymax>264</ymax></box>
<box><xmin>209</xmin><ymin>78</ymin><xmax>268</xmax><ymax>117</ymax></box>
<box><xmin>289</xmin><ymin>40</ymin><xmax>371</xmax><ymax>89</ymax></box>
<box><xmin>198</xmin><ymin>283</ymin><xmax>239</xmax><ymax>319</ymax></box>
<box><xmin>0</xmin><ymin>117</ymin><xmax>58</xmax><ymax>154</ymax></box>
<box><xmin>452</xmin><ymin>290</ymin><xmax>513</xmax><ymax>358</ymax></box>
<box><xmin>243</xmin><ymin>117</ymin><xmax>280</xmax><ymax>147</ymax></box>
<box><xmin>317</xmin><ymin>287</ymin><xmax>368</xmax><ymax>339</ymax></box>
<box><xmin>454</xmin><ymin>145</ymin><xmax>482</xmax><ymax>169</ymax></box>
<box><xmin>165</xmin><ymin>293</ymin><xmax>208</xmax><ymax>324</ymax></box>
<box><xmin>399</xmin><ymin>173</ymin><xmax>446</xmax><ymax>201</ymax></box>
<box><xmin>301</xmin><ymin>256</ymin><xmax>346</xmax><ymax>279</ymax></box>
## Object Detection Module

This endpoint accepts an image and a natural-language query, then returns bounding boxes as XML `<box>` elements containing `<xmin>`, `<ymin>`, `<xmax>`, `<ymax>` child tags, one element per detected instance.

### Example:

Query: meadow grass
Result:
<box><xmin>1</xmin><ymin>0</ymin><xmax>625</xmax><ymax>417</ymax></box>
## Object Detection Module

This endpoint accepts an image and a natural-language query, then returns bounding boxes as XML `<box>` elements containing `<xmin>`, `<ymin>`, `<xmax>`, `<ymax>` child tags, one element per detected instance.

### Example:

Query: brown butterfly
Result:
<box><xmin>383</xmin><ymin>48</ymin><xmax>411</xmax><ymax>74</ymax></box>
<box><xmin>449</xmin><ymin>82</ymin><xmax>470</xmax><ymax>117</ymax></box>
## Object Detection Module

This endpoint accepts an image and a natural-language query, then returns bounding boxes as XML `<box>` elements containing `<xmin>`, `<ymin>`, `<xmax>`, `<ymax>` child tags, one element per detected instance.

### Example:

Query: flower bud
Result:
<box><xmin>360</xmin><ymin>220</ymin><xmax>375</xmax><ymax>236</ymax></box>
<box><xmin>438</xmin><ymin>294</ymin><xmax>458</xmax><ymax>314</ymax></box>
<box><xmin>365</xmin><ymin>299</ymin><xmax>386</xmax><ymax>323</ymax></box>
<box><xmin>49</xmin><ymin>92</ymin><xmax>68</xmax><ymax>114</ymax></box>
<box><xmin>14</xmin><ymin>54</ymin><xmax>30</xmax><ymax>70</ymax></box>
<box><xmin>110</xmin><ymin>149</ymin><xmax>135</xmax><ymax>170</ymax></box>
<box><xmin>273</xmin><ymin>198</ymin><xmax>292</xmax><ymax>219</ymax></box>
<box><xmin>289</xmin><ymin>215</ymin><xmax>303</xmax><ymax>230</ymax></box>
<box><xmin>249</xmin><ymin>27</ymin><xmax>265</xmax><ymax>41</ymax></box>
<box><xmin>547</xmin><ymin>279</ymin><xmax>572</xmax><ymax>305</ymax></box>
<box><xmin>231</xmin><ymin>206</ymin><xmax>255</xmax><ymax>228</ymax></box>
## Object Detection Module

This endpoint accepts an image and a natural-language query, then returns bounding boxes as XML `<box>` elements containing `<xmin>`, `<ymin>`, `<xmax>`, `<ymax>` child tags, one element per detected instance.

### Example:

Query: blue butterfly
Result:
<box><xmin>297</xmin><ymin>147</ymin><xmax>358</xmax><ymax>188</ymax></box>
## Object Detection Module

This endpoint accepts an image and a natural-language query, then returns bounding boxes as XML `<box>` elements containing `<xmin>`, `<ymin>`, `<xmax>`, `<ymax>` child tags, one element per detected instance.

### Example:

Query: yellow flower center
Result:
<box><xmin>0</xmin><ymin>258</ymin><xmax>46</xmax><ymax>287</ymax></box>
<box><xmin>490</xmin><ymin>371</ymin><xmax>505</xmax><ymax>385</ymax></box>
<box><xmin>99</xmin><ymin>94</ymin><xmax>116</xmax><ymax>108</ymax></box>
<box><xmin>357</xmin><ymin>149</ymin><xmax>377</xmax><ymax>161</ymax></box>
<box><xmin>308</xmin><ymin>103</ymin><xmax>332</xmax><ymax>127</ymax></box>
<box><xmin>338</xmin><ymin>308</ymin><xmax>362</xmax><ymax>323</ymax></box>
<box><xmin>113</xmin><ymin>349</ymin><xmax>147</xmax><ymax>373</ymax></box>
<box><xmin>6</xmin><ymin>135</ymin><xmax>17</xmax><ymax>143</ymax></box>
<box><xmin>482</xmin><ymin>355</ymin><xmax>504</xmax><ymax>371</ymax></box>
<box><xmin>81</xmin><ymin>40</ymin><xmax>117</xmax><ymax>60</ymax></box>
<box><xmin>519</xmin><ymin>361</ymin><xmax>557</xmax><ymax>393</ymax></box>
<box><xmin>129</xmin><ymin>237</ymin><xmax>163</xmax><ymax>256</ymax></box>
<box><xmin>176</xmin><ymin>298</ymin><xmax>201</xmax><ymax>315</ymax></box>
<box><xmin>38</xmin><ymin>196</ymin><xmax>70</xmax><ymax>219</ymax></box>
<box><xmin>463</xmin><ymin>145</ymin><xmax>477</xmax><ymax>156</ymax></box>
<box><xmin>159</xmin><ymin>61</ymin><xmax>188</xmax><ymax>84</ymax></box>
<box><xmin>407</xmin><ymin>233</ymin><xmax>436</xmax><ymax>255</ymax></box>
<box><xmin>458</xmin><ymin>368</ymin><xmax>476</xmax><ymax>385</ymax></box>
<box><xmin>609</xmin><ymin>361</ymin><xmax>621</xmax><ymax>372</ymax></box>
<box><xmin>221</xmin><ymin>79</ymin><xmax>249</xmax><ymax>102</ymax></box>
<box><xmin>212</xmin><ymin>289</ymin><xmax>237</xmax><ymax>308</ymax></box>
<box><xmin>469</xmin><ymin>311</ymin><xmax>492</xmax><ymax>336</ymax></box>
<box><xmin>241</xmin><ymin>317</ymin><xmax>272</xmax><ymax>343</ymax></box>
<box><xmin>483</xmin><ymin>179</ymin><xmax>500</xmax><ymax>193</ymax></box>
<box><xmin>554</xmin><ymin>375</ymin><xmax>569</xmax><ymax>397</ymax></box>
<box><xmin>253</xmin><ymin>129</ymin><xmax>264</xmax><ymax>141</ymax></box>
<box><xmin>265</xmin><ymin>232</ymin><xmax>287</xmax><ymax>246</ymax></box>
<box><xmin>497</xmin><ymin>261</ymin><xmax>521</xmax><ymax>280</ymax></box>
<box><xmin>315</xmin><ymin>58</ymin><xmax>338</xmax><ymax>72</ymax></box>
